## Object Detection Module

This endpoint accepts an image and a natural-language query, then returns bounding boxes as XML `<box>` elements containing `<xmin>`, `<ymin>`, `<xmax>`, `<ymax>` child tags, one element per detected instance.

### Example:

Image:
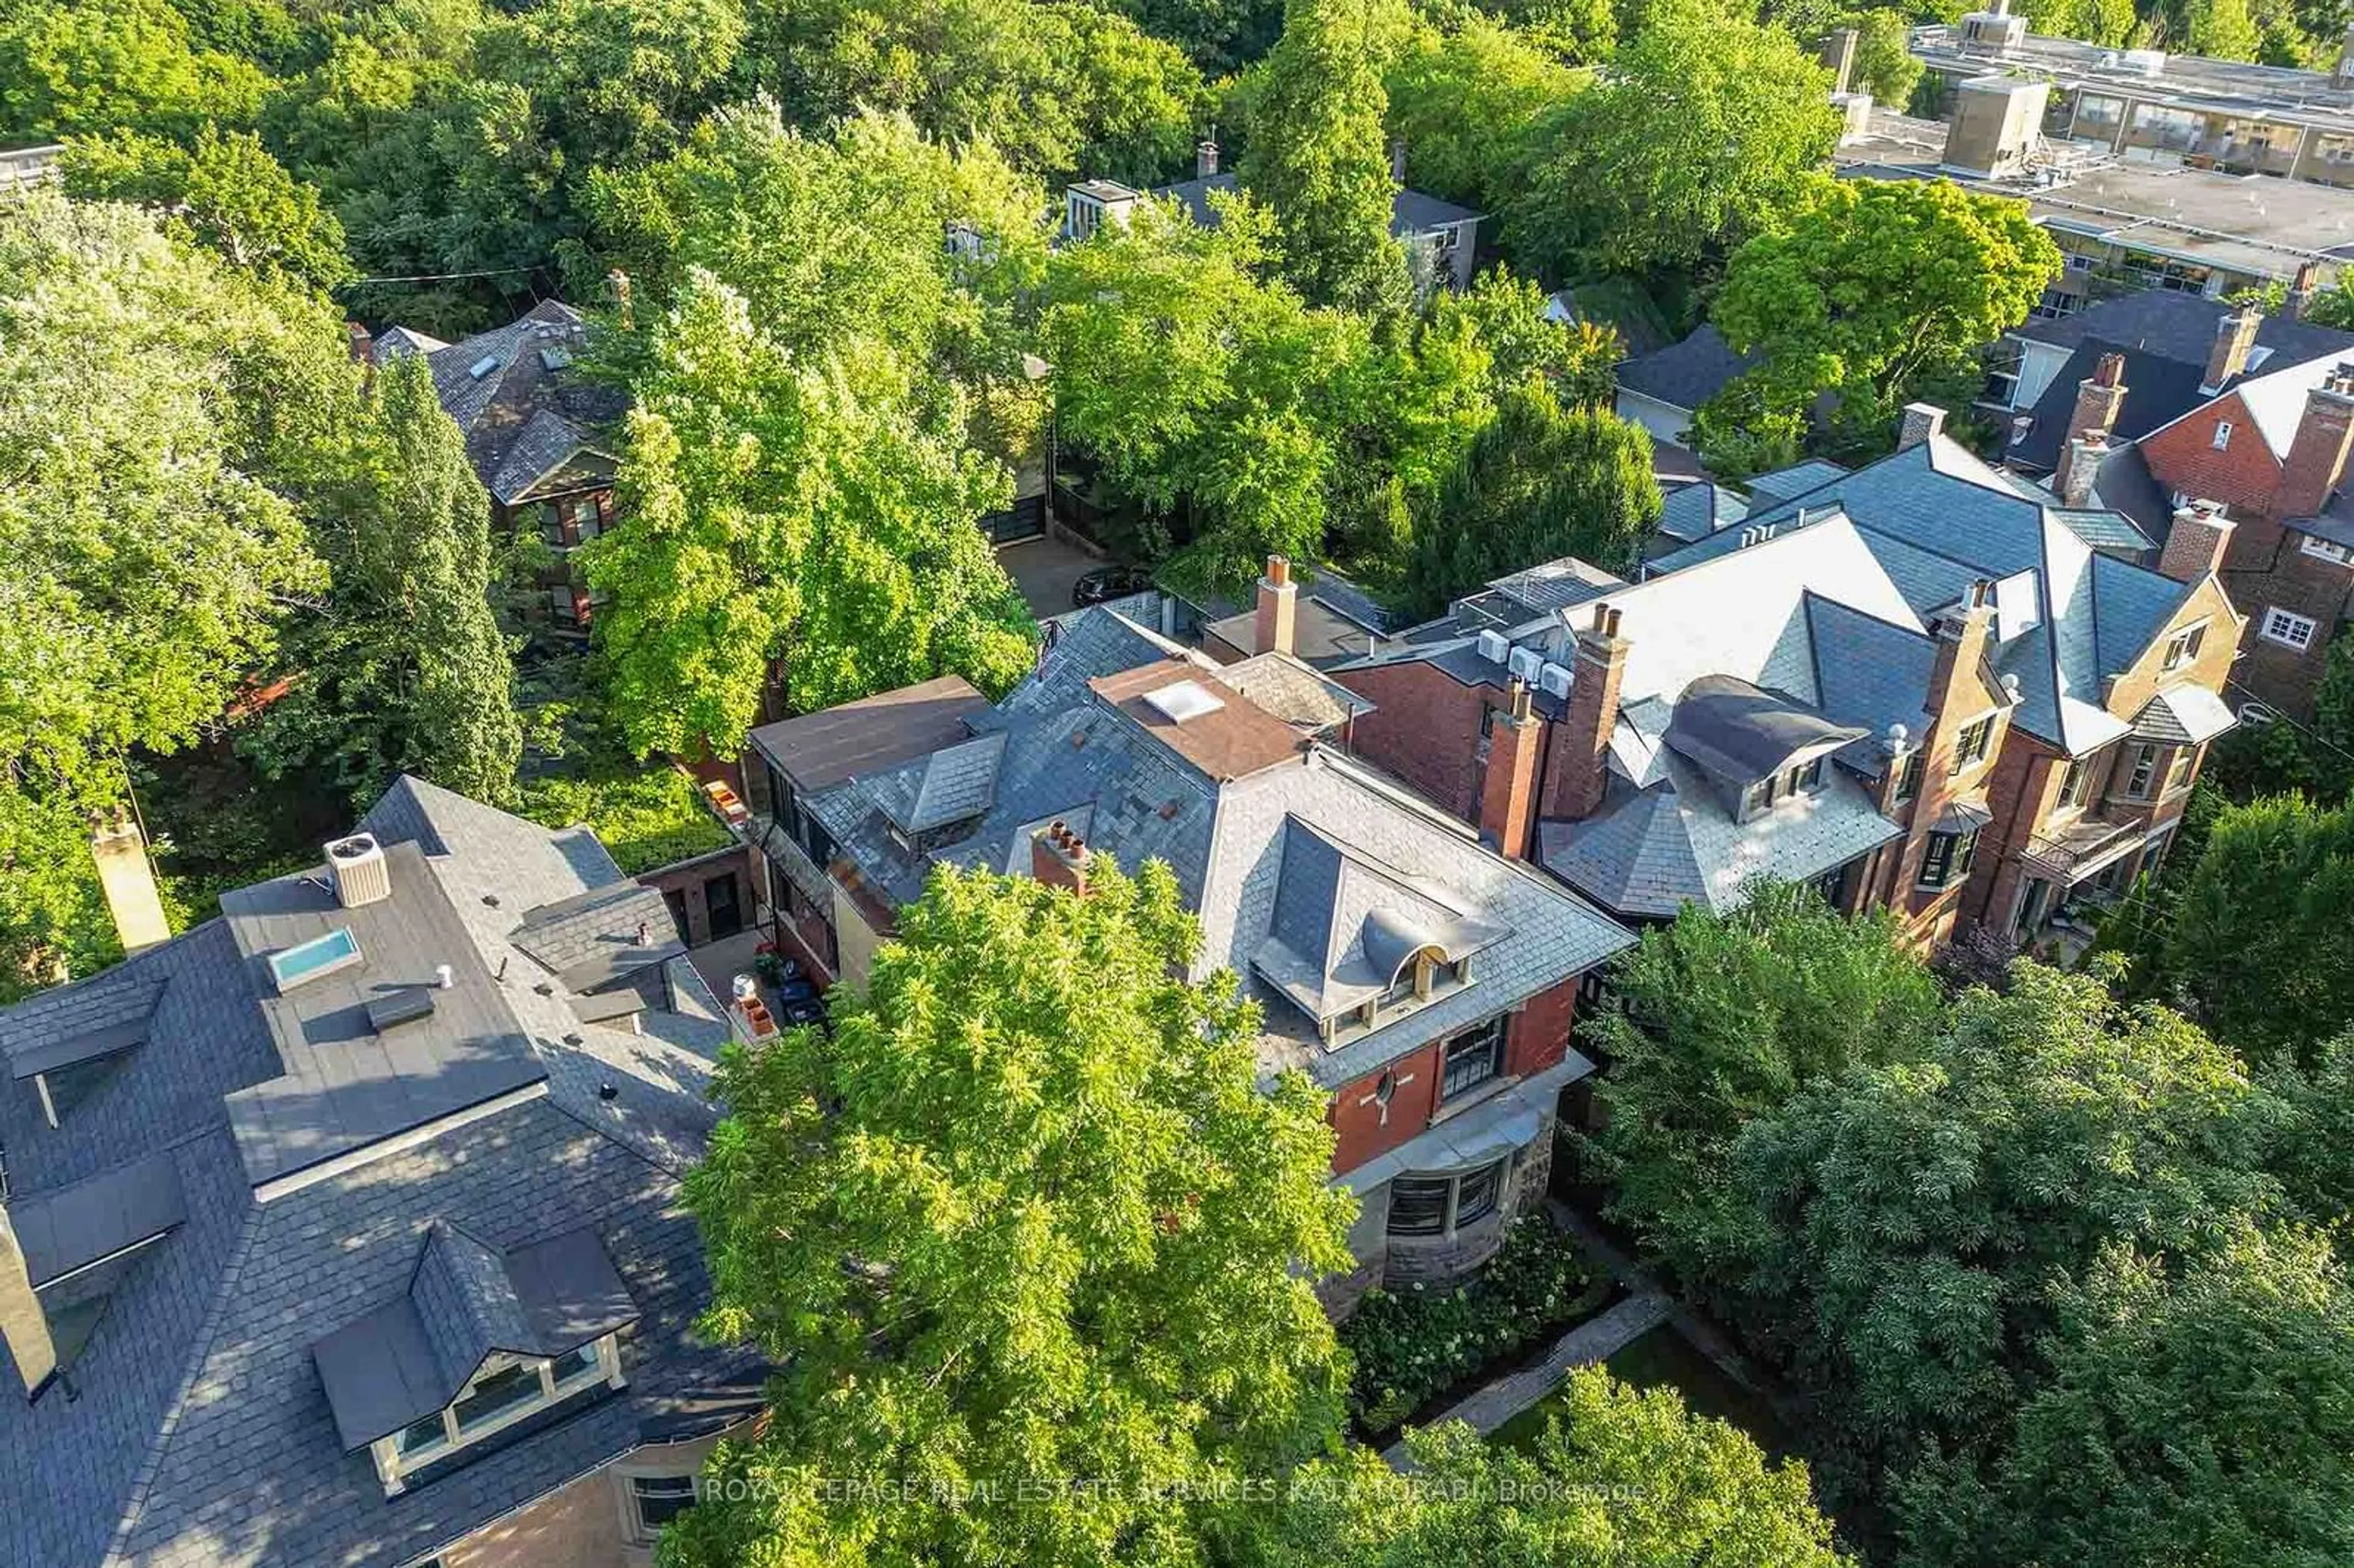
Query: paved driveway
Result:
<box><xmin>999</xmin><ymin>533</ymin><xmax>1104</xmax><ymax>618</ymax></box>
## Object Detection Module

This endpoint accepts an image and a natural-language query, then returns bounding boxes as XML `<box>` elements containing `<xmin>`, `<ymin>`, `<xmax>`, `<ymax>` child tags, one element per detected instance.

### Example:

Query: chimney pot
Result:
<box><xmin>1479</xmin><ymin>680</ymin><xmax>1542</xmax><ymax>858</ymax></box>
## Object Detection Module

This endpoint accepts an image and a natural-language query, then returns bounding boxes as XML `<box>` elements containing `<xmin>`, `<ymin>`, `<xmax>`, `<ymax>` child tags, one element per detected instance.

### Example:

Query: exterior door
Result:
<box><xmin>704</xmin><ymin>872</ymin><xmax>744</xmax><ymax>940</ymax></box>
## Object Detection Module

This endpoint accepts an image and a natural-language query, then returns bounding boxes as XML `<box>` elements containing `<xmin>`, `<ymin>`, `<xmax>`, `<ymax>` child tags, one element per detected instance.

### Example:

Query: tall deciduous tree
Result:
<box><xmin>2166</xmin><ymin>793</ymin><xmax>2354</xmax><ymax>1064</ymax></box>
<box><xmin>1579</xmin><ymin>882</ymin><xmax>1942</xmax><ymax>1288</ymax></box>
<box><xmin>1382</xmin><ymin>12</ymin><xmax>1585</xmax><ymax>216</ymax></box>
<box><xmin>1241</xmin><ymin>0</ymin><xmax>1414</xmax><ymax>314</ymax></box>
<box><xmin>1897</xmin><ymin>1223</ymin><xmax>2354</xmax><ymax>1568</ymax></box>
<box><xmin>1404</xmin><ymin>379</ymin><xmax>1661</xmax><ymax>615</ymax></box>
<box><xmin>1244</xmin><ymin>1382</ymin><xmax>1851</xmax><ymax>1568</ymax></box>
<box><xmin>1704</xmin><ymin>179</ymin><xmax>2059</xmax><ymax>460</ymax></box>
<box><xmin>0</xmin><ymin>0</ymin><xmax>271</xmax><ymax>141</ymax></box>
<box><xmin>63</xmin><ymin>124</ymin><xmax>353</xmax><ymax>287</ymax></box>
<box><xmin>587</xmin><ymin>272</ymin><xmax>1033</xmax><ymax>756</ymax></box>
<box><xmin>240</xmin><ymin>352</ymin><xmax>525</xmax><ymax>810</ymax></box>
<box><xmin>1504</xmin><ymin>0</ymin><xmax>1839</xmax><ymax>281</ymax></box>
<box><xmin>0</xmin><ymin>191</ymin><xmax>341</xmax><ymax>990</ymax></box>
<box><xmin>1723</xmin><ymin>964</ymin><xmax>2282</xmax><ymax>1477</ymax></box>
<box><xmin>669</xmin><ymin>860</ymin><xmax>1356</xmax><ymax>1568</ymax></box>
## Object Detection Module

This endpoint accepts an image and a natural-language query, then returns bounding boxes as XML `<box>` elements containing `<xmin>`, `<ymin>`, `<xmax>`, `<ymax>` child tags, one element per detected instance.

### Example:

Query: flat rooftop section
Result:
<box><xmin>747</xmin><ymin>674</ymin><xmax>991</xmax><ymax>792</ymax></box>
<box><xmin>220</xmin><ymin>839</ymin><xmax>546</xmax><ymax>1187</ymax></box>
<box><xmin>1913</xmin><ymin>24</ymin><xmax>2354</xmax><ymax>124</ymax></box>
<box><xmin>1838</xmin><ymin>109</ymin><xmax>2354</xmax><ymax>276</ymax></box>
<box><xmin>1089</xmin><ymin>662</ymin><xmax>1305</xmax><ymax>782</ymax></box>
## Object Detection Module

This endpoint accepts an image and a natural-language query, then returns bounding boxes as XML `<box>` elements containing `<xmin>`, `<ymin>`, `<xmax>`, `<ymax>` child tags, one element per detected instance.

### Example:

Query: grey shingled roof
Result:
<box><xmin>0</xmin><ymin>777</ymin><xmax>752</xmax><ymax>1568</ymax></box>
<box><xmin>788</xmin><ymin>612</ymin><xmax>1631</xmax><ymax>1094</ymax></box>
<box><xmin>2133</xmin><ymin>685</ymin><xmax>2238</xmax><ymax>744</ymax></box>
<box><xmin>1746</xmin><ymin>459</ymin><xmax>1849</xmax><ymax>503</ymax></box>
<box><xmin>380</xmin><ymin>300</ymin><xmax>623</xmax><ymax>505</ymax></box>
<box><xmin>1216</xmin><ymin>652</ymin><xmax>1374</xmax><ymax>735</ymax></box>
<box><xmin>1616</xmin><ymin>325</ymin><xmax>1758</xmax><ymax>413</ymax></box>
<box><xmin>1151</xmin><ymin>172</ymin><xmax>1476</xmax><ymax>236</ymax></box>
<box><xmin>1656</xmin><ymin>481</ymin><xmax>1749</xmax><ymax>544</ymax></box>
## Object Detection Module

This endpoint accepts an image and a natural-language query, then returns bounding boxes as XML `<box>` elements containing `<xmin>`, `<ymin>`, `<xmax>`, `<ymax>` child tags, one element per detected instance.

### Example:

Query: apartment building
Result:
<box><xmin>1315</xmin><ymin>412</ymin><xmax>2238</xmax><ymax>951</ymax></box>
<box><xmin>0</xmin><ymin>779</ymin><xmax>763</xmax><ymax>1568</ymax></box>
<box><xmin>735</xmin><ymin>606</ymin><xmax>1631</xmax><ymax>1311</ymax></box>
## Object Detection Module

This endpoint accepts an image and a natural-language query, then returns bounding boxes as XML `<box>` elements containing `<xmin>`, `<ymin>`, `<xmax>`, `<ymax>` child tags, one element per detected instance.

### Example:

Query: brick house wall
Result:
<box><xmin>1331</xmin><ymin>660</ymin><xmax>1501</xmax><ymax>821</ymax></box>
<box><xmin>634</xmin><ymin>844</ymin><xmax>752</xmax><ymax>948</ymax></box>
<box><xmin>2139</xmin><ymin>388</ymin><xmax>2354</xmax><ymax>715</ymax></box>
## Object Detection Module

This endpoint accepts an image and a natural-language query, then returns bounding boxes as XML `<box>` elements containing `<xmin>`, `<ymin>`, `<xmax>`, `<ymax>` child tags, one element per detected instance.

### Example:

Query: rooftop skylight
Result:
<box><xmin>268</xmin><ymin>927</ymin><xmax>364</xmax><ymax>994</ymax></box>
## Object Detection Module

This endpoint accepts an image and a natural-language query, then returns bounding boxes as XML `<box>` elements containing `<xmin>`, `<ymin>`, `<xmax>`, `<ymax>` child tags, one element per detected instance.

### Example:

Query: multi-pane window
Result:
<box><xmin>2211</xmin><ymin>420</ymin><xmax>2234</xmax><ymax>451</ymax></box>
<box><xmin>631</xmin><ymin>1475</ymin><xmax>698</xmax><ymax>1539</ymax></box>
<box><xmin>1440</xmin><ymin>1016</ymin><xmax>1507</xmax><ymax>1099</ymax></box>
<box><xmin>2165</xmin><ymin>746</ymin><xmax>2195</xmax><ymax>796</ymax></box>
<box><xmin>2124</xmin><ymin>742</ymin><xmax>2160</xmax><ymax>798</ymax></box>
<box><xmin>2301</xmin><ymin>535</ymin><xmax>2351</xmax><ymax>563</ymax></box>
<box><xmin>1950</xmin><ymin>716</ymin><xmax>1996</xmax><ymax>774</ymax></box>
<box><xmin>1386</xmin><ymin>1177</ymin><xmax>1452</xmax><ymax>1236</ymax></box>
<box><xmin>1384</xmin><ymin>1159</ymin><xmax>1512</xmax><ymax>1238</ymax></box>
<box><xmin>373</xmin><ymin>1338</ymin><xmax>620</xmax><ymax>1494</ymax></box>
<box><xmin>2162</xmin><ymin>623</ymin><xmax>2206</xmax><ymax>671</ymax></box>
<box><xmin>1918</xmin><ymin>829</ymin><xmax>1978</xmax><ymax>891</ymax></box>
<box><xmin>2262</xmin><ymin>607</ymin><xmax>2319</xmax><ymax>650</ymax></box>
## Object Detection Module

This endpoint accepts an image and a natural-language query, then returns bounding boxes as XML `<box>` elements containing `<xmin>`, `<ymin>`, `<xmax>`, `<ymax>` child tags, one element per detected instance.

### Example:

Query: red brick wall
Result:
<box><xmin>2138</xmin><ymin>392</ymin><xmax>2280</xmax><ymax>522</ymax></box>
<box><xmin>1329</xmin><ymin>1039</ymin><xmax>1442</xmax><ymax>1173</ymax></box>
<box><xmin>1325</xmin><ymin>978</ymin><xmax>1581</xmax><ymax>1175</ymax></box>
<box><xmin>1505</xmin><ymin>980</ymin><xmax>1577</xmax><ymax>1078</ymax></box>
<box><xmin>1330</xmin><ymin>661</ymin><xmax>1500</xmax><ymax>823</ymax></box>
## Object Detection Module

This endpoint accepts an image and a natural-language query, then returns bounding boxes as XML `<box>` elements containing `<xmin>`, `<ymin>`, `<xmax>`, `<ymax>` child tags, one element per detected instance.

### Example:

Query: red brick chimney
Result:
<box><xmin>1479</xmin><ymin>680</ymin><xmax>1542</xmax><ymax>859</ymax></box>
<box><xmin>2290</xmin><ymin>260</ymin><xmax>2322</xmax><ymax>321</ymax></box>
<box><xmin>1542</xmin><ymin>603</ymin><xmax>1630</xmax><ymax>821</ymax></box>
<box><xmin>345</xmin><ymin>321</ymin><xmax>375</xmax><ymax>364</ymax></box>
<box><xmin>2201</xmin><ymin>305</ymin><xmax>2261</xmax><ymax>394</ymax></box>
<box><xmin>1254</xmin><ymin>555</ymin><xmax>1297</xmax><ymax>659</ymax></box>
<box><xmin>1926</xmin><ymin>580</ymin><xmax>1998</xmax><ymax>751</ymax></box>
<box><xmin>2066</xmin><ymin>351</ymin><xmax>2127</xmax><ymax>445</ymax></box>
<box><xmin>2275</xmin><ymin>367</ymin><xmax>2354</xmax><ymax>520</ymax></box>
<box><xmin>2158</xmin><ymin>500</ymin><xmax>2237</xmax><ymax>584</ymax></box>
<box><xmin>1031</xmin><ymin>820</ymin><xmax>1092</xmax><ymax>896</ymax></box>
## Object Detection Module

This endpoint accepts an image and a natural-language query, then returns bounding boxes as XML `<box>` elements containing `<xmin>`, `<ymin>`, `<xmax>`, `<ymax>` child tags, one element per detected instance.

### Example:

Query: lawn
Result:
<box><xmin>1490</xmin><ymin>1322</ymin><xmax>1791</xmax><ymax>1455</ymax></box>
<box><xmin>519</xmin><ymin>761</ymin><xmax>733</xmax><ymax>874</ymax></box>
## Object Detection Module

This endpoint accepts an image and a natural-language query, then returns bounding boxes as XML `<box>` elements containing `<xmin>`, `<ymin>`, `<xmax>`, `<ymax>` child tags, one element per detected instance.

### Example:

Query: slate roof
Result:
<box><xmin>2133</xmin><ymin>684</ymin><xmax>2239</xmax><ymax>744</ymax></box>
<box><xmin>1216</xmin><ymin>652</ymin><xmax>1375</xmax><ymax>736</ymax></box>
<box><xmin>378</xmin><ymin>300</ymin><xmax>624</xmax><ymax>505</ymax></box>
<box><xmin>1746</xmin><ymin>459</ymin><xmax>1849</xmax><ymax>503</ymax></box>
<box><xmin>2006</xmin><ymin>338</ymin><xmax>2209</xmax><ymax>471</ymax></box>
<box><xmin>0</xmin><ymin>778</ymin><xmax>753</xmax><ymax>1568</ymax></box>
<box><xmin>1616</xmin><ymin>325</ymin><xmax>1758</xmax><ymax>414</ymax></box>
<box><xmin>763</xmin><ymin>609</ymin><xmax>1632</xmax><ymax>1095</ymax></box>
<box><xmin>1339</xmin><ymin>430</ymin><xmax>2222</xmax><ymax>923</ymax></box>
<box><xmin>2011</xmin><ymin>290</ymin><xmax>2354</xmax><ymax>368</ymax></box>
<box><xmin>1656</xmin><ymin>481</ymin><xmax>1749</xmax><ymax>545</ymax></box>
<box><xmin>1151</xmin><ymin>172</ymin><xmax>1478</xmax><ymax>235</ymax></box>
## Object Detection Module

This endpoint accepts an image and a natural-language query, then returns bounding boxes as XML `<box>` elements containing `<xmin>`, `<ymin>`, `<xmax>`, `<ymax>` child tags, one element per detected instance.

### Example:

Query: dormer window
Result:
<box><xmin>2162</xmin><ymin>623</ymin><xmax>2206</xmax><ymax>672</ymax></box>
<box><xmin>1740</xmin><ymin>756</ymin><xmax>1827</xmax><ymax>820</ymax></box>
<box><xmin>381</xmin><ymin>1339</ymin><xmax>622</xmax><ymax>1484</ymax></box>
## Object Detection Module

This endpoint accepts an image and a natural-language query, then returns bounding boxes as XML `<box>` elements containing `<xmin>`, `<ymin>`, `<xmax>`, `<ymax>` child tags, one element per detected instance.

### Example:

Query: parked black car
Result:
<box><xmin>1071</xmin><ymin>566</ymin><xmax>1154</xmax><ymax>607</ymax></box>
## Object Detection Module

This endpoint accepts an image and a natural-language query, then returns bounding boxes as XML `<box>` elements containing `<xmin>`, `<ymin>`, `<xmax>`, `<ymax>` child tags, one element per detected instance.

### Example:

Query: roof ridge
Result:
<box><xmin>98</xmin><ymin>1163</ymin><xmax>264</xmax><ymax>1568</ymax></box>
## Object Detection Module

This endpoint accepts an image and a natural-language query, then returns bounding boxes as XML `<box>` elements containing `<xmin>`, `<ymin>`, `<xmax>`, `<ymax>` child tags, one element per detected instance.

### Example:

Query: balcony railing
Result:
<box><xmin>2022</xmin><ymin>813</ymin><xmax>2149</xmax><ymax>885</ymax></box>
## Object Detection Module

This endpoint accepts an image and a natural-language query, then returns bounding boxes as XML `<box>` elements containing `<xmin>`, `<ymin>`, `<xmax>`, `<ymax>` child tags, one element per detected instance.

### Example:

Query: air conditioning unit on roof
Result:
<box><xmin>1508</xmin><ymin>647</ymin><xmax>1544</xmax><ymax>683</ymax></box>
<box><xmin>1538</xmin><ymin>661</ymin><xmax>1574</xmax><ymax>700</ymax></box>
<box><xmin>1475</xmin><ymin>629</ymin><xmax>1510</xmax><ymax>663</ymax></box>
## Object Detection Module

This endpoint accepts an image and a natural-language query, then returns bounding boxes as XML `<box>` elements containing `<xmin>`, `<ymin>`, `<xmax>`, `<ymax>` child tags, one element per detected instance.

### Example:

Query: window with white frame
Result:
<box><xmin>2161</xmin><ymin>623</ymin><xmax>2206</xmax><ymax>671</ymax></box>
<box><xmin>1385</xmin><ymin>1157</ymin><xmax>1512</xmax><ymax>1238</ymax></box>
<box><xmin>2123</xmin><ymin>741</ymin><xmax>2161</xmax><ymax>798</ymax></box>
<box><xmin>1439</xmin><ymin>1015</ymin><xmax>1508</xmax><ymax>1100</ymax></box>
<box><xmin>2056</xmin><ymin>754</ymin><xmax>2092</xmax><ymax>811</ymax></box>
<box><xmin>2165</xmin><ymin>745</ymin><xmax>2195</xmax><ymax>795</ymax></box>
<box><xmin>2211</xmin><ymin>420</ymin><xmax>2234</xmax><ymax>451</ymax></box>
<box><xmin>2301</xmin><ymin>535</ymin><xmax>2352</xmax><ymax>563</ymax></box>
<box><xmin>629</xmin><ymin>1474</ymin><xmax>698</xmax><ymax>1542</ymax></box>
<box><xmin>2261</xmin><ymin>607</ymin><xmax>2319</xmax><ymax>650</ymax></box>
<box><xmin>372</xmin><ymin>1336</ymin><xmax>622</xmax><ymax>1493</ymax></box>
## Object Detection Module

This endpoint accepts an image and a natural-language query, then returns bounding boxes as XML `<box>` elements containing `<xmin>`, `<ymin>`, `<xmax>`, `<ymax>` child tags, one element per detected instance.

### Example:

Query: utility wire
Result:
<box><xmin>332</xmin><ymin>264</ymin><xmax>542</xmax><ymax>289</ymax></box>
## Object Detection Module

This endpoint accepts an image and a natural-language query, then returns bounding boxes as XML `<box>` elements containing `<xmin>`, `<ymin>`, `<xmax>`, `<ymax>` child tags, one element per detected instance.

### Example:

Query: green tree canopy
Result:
<box><xmin>1382</xmin><ymin>12</ymin><xmax>1585</xmax><ymax>216</ymax></box>
<box><xmin>0</xmin><ymin>190</ymin><xmax>348</xmax><ymax>989</ymax></box>
<box><xmin>587</xmin><ymin>270</ymin><xmax>1034</xmax><ymax>755</ymax></box>
<box><xmin>1723</xmin><ymin>964</ymin><xmax>2283</xmax><ymax>1475</ymax></box>
<box><xmin>2166</xmin><ymin>792</ymin><xmax>2354</xmax><ymax>1064</ymax></box>
<box><xmin>1244</xmin><ymin>1383</ymin><xmax>1850</xmax><ymax>1567</ymax></box>
<box><xmin>668</xmin><ymin>859</ymin><xmax>1356</xmax><ymax>1568</ymax></box>
<box><xmin>1241</xmin><ymin>0</ymin><xmax>1414</xmax><ymax>314</ymax></box>
<box><xmin>239</xmin><ymin>352</ymin><xmax>525</xmax><ymax>810</ymax></box>
<box><xmin>62</xmin><ymin>123</ymin><xmax>353</xmax><ymax>287</ymax></box>
<box><xmin>0</xmin><ymin>0</ymin><xmax>272</xmax><ymax>142</ymax></box>
<box><xmin>1579</xmin><ymin>881</ymin><xmax>1943</xmax><ymax>1288</ymax></box>
<box><xmin>1404</xmin><ymin>379</ymin><xmax>1661</xmax><ymax>615</ymax></box>
<box><xmin>1842</xmin><ymin>9</ymin><xmax>1922</xmax><ymax>105</ymax></box>
<box><xmin>1503</xmin><ymin>0</ymin><xmax>1839</xmax><ymax>281</ymax></box>
<box><xmin>1897</xmin><ymin>1222</ymin><xmax>2354</xmax><ymax>1568</ymax></box>
<box><xmin>1704</xmin><ymin>178</ymin><xmax>2059</xmax><ymax>461</ymax></box>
